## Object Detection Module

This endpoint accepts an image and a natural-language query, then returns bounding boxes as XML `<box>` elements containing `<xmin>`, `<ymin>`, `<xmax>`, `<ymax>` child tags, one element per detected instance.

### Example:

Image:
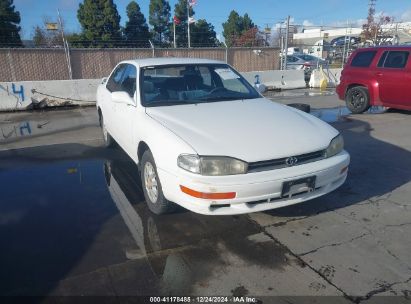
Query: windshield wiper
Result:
<box><xmin>145</xmin><ymin>100</ymin><xmax>199</xmax><ymax>107</ymax></box>
<box><xmin>199</xmin><ymin>95</ymin><xmax>249</xmax><ymax>102</ymax></box>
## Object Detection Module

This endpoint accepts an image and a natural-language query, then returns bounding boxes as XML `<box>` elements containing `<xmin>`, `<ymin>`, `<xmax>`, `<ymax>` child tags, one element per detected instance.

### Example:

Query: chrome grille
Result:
<box><xmin>247</xmin><ymin>150</ymin><xmax>326</xmax><ymax>173</ymax></box>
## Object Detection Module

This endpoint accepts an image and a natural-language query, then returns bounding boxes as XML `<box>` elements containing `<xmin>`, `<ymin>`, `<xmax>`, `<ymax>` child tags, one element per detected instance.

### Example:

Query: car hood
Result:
<box><xmin>146</xmin><ymin>98</ymin><xmax>338</xmax><ymax>162</ymax></box>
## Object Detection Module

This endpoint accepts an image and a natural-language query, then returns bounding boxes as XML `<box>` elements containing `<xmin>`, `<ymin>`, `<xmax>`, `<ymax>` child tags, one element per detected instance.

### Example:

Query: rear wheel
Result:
<box><xmin>345</xmin><ymin>86</ymin><xmax>370</xmax><ymax>114</ymax></box>
<box><xmin>99</xmin><ymin>114</ymin><xmax>114</xmax><ymax>148</ymax></box>
<box><xmin>141</xmin><ymin>150</ymin><xmax>175</xmax><ymax>215</ymax></box>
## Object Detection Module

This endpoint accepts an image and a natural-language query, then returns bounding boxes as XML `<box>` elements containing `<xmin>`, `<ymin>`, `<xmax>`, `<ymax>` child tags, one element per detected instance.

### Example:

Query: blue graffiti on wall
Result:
<box><xmin>19</xmin><ymin>122</ymin><xmax>31</xmax><ymax>136</ymax></box>
<box><xmin>12</xmin><ymin>83</ymin><xmax>25</xmax><ymax>101</ymax></box>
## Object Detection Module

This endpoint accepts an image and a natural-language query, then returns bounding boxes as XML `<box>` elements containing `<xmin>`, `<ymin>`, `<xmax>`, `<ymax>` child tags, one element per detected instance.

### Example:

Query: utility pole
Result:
<box><xmin>173</xmin><ymin>21</ymin><xmax>177</xmax><ymax>48</ymax></box>
<box><xmin>283</xmin><ymin>15</ymin><xmax>290</xmax><ymax>70</ymax></box>
<box><xmin>187</xmin><ymin>1</ymin><xmax>191</xmax><ymax>48</ymax></box>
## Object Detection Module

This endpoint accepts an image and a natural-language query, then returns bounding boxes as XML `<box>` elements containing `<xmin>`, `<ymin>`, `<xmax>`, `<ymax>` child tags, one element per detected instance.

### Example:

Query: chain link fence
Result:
<box><xmin>0</xmin><ymin>47</ymin><xmax>280</xmax><ymax>82</ymax></box>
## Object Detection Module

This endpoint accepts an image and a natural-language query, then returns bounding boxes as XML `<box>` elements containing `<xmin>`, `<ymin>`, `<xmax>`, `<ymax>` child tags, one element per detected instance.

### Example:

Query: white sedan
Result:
<box><xmin>96</xmin><ymin>58</ymin><xmax>350</xmax><ymax>215</ymax></box>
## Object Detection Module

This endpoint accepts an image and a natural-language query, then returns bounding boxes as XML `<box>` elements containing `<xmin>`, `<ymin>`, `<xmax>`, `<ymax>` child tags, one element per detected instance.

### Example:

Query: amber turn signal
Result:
<box><xmin>180</xmin><ymin>185</ymin><xmax>236</xmax><ymax>200</ymax></box>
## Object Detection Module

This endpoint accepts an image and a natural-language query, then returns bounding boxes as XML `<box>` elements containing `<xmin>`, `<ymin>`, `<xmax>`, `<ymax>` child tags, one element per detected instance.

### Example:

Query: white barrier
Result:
<box><xmin>242</xmin><ymin>70</ymin><xmax>306</xmax><ymax>90</ymax></box>
<box><xmin>0</xmin><ymin>79</ymin><xmax>101</xmax><ymax>111</ymax></box>
<box><xmin>0</xmin><ymin>70</ymin><xmax>307</xmax><ymax>112</ymax></box>
<box><xmin>309</xmin><ymin>68</ymin><xmax>342</xmax><ymax>88</ymax></box>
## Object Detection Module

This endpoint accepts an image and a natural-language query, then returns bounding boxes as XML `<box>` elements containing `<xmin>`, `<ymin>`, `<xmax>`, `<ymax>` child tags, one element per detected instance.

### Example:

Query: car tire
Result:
<box><xmin>141</xmin><ymin>150</ymin><xmax>175</xmax><ymax>215</ymax></box>
<box><xmin>345</xmin><ymin>86</ymin><xmax>370</xmax><ymax>114</ymax></box>
<box><xmin>287</xmin><ymin>103</ymin><xmax>311</xmax><ymax>113</ymax></box>
<box><xmin>99</xmin><ymin>113</ymin><xmax>114</xmax><ymax>148</ymax></box>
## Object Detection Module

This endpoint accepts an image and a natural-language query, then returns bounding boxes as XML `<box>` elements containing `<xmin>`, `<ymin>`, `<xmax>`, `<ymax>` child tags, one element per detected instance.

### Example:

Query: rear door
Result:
<box><xmin>376</xmin><ymin>50</ymin><xmax>411</xmax><ymax>108</ymax></box>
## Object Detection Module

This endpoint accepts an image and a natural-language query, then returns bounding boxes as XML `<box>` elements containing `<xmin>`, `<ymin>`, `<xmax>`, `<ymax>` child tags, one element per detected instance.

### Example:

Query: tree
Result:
<box><xmin>191</xmin><ymin>19</ymin><xmax>219</xmax><ymax>47</ymax></box>
<box><xmin>233</xmin><ymin>27</ymin><xmax>266</xmax><ymax>47</ymax></box>
<box><xmin>33</xmin><ymin>26</ymin><xmax>47</xmax><ymax>47</ymax></box>
<box><xmin>149</xmin><ymin>0</ymin><xmax>171</xmax><ymax>46</ymax></box>
<box><xmin>242</xmin><ymin>13</ymin><xmax>254</xmax><ymax>31</ymax></box>
<box><xmin>124</xmin><ymin>1</ymin><xmax>150</xmax><ymax>47</ymax></box>
<box><xmin>173</xmin><ymin>0</ymin><xmax>194</xmax><ymax>47</ymax></box>
<box><xmin>0</xmin><ymin>0</ymin><xmax>22</xmax><ymax>47</ymax></box>
<box><xmin>362</xmin><ymin>14</ymin><xmax>393</xmax><ymax>45</ymax></box>
<box><xmin>77</xmin><ymin>0</ymin><xmax>122</xmax><ymax>47</ymax></box>
<box><xmin>66</xmin><ymin>33</ymin><xmax>85</xmax><ymax>48</ymax></box>
<box><xmin>222</xmin><ymin>10</ymin><xmax>241</xmax><ymax>47</ymax></box>
<box><xmin>222</xmin><ymin>10</ymin><xmax>254</xmax><ymax>47</ymax></box>
<box><xmin>32</xmin><ymin>17</ymin><xmax>64</xmax><ymax>48</ymax></box>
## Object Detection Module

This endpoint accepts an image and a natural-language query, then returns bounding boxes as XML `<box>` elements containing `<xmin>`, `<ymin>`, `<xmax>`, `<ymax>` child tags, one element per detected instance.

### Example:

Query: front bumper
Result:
<box><xmin>158</xmin><ymin>151</ymin><xmax>350</xmax><ymax>215</ymax></box>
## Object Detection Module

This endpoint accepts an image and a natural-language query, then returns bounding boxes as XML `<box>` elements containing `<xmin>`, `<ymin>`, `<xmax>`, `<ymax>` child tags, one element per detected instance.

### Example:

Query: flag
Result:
<box><xmin>188</xmin><ymin>0</ymin><xmax>196</xmax><ymax>6</ymax></box>
<box><xmin>188</xmin><ymin>17</ymin><xmax>196</xmax><ymax>24</ymax></box>
<box><xmin>173</xmin><ymin>15</ymin><xmax>181</xmax><ymax>25</ymax></box>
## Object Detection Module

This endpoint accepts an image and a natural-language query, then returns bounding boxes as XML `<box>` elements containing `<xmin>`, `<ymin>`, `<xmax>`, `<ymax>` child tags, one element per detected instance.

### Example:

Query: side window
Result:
<box><xmin>351</xmin><ymin>51</ymin><xmax>377</xmax><ymax>67</ymax></box>
<box><xmin>106</xmin><ymin>64</ymin><xmax>127</xmax><ymax>92</ymax></box>
<box><xmin>377</xmin><ymin>51</ymin><xmax>388</xmax><ymax>67</ymax></box>
<box><xmin>380</xmin><ymin>51</ymin><xmax>409</xmax><ymax>69</ymax></box>
<box><xmin>287</xmin><ymin>56</ymin><xmax>298</xmax><ymax>63</ymax></box>
<box><xmin>120</xmin><ymin>65</ymin><xmax>137</xmax><ymax>97</ymax></box>
<box><xmin>198</xmin><ymin>66</ymin><xmax>212</xmax><ymax>86</ymax></box>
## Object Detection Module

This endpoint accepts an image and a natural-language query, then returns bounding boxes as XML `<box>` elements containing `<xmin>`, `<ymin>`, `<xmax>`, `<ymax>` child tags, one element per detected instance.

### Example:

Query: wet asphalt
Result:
<box><xmin>0</xmin><ymin>90</ymin><xmax>410</xmax><ymax>303</ymax></box>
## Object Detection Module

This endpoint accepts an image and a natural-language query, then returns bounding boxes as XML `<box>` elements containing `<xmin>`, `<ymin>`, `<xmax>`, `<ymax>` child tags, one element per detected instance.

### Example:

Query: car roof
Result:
<box><xmin>120</xmin><ymin>57</ymin><xmax>226</xmax><ymax>67</ymax></box>
<box><xmin>355</xmin><ymin>46</ymin><xmax>411</xmax><ymax>52</ymax></box>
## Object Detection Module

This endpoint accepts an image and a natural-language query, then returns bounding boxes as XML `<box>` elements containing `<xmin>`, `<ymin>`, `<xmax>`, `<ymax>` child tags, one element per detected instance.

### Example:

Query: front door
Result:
<box><xmin>105</xmin><ymin>64</ymin><xmax>128</xmax><ymax>143</ymax></box>
<box><xmin>114</xmin><ymin>64</ymin><xmax>137</xmax><ymax>154</ymax></box>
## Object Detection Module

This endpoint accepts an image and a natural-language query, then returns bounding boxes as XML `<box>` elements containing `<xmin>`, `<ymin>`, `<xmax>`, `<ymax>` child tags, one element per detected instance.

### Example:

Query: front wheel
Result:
<box><xmin>345</xmin><ymin>86</ymin><xmax>370</xmax><ymax>114</ymax></box>
<box><xmin>99</xmin><ymin>114</ymin><xmax>114</xmax><ymax>148</ymax></box>
<box><xmin>141</xmin><ymin>150</ymin><xmax>175</xmax><ymax>215</ymax></box>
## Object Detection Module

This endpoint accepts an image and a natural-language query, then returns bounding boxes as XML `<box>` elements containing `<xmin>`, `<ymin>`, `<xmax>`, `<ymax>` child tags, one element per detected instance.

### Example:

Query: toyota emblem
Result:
<box><xmin>285</xmin><ymin>156</ymin><xmax>298</xmax><ymax>166</ymax></box>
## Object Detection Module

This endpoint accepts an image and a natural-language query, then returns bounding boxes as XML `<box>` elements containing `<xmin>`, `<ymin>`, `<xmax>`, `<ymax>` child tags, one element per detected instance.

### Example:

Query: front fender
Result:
<box><xmin>136</xmin><ymin>114</ymin><xmax>197</xmax><ymax>176</ymax></box>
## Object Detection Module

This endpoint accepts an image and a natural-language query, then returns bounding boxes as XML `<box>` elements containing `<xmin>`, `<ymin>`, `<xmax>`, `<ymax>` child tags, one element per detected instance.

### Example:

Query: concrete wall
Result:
<box><xmin>0</xmin><ymin>69</ymin><xmax>307</xmax><ymax>111</ymax></box>
<box><xmin>242</xmin><ymin>70</ymin><xmax>306</xmax><ymax>90</ymax></box>
<box><xmin>308</xmin><ymin>68</ymin><xmax>342</xmax><ymax>88</ymax></box>
<box><xmin>0</xmin><ymin>79</ymin><xmax>101</xmax><ymax>111</ymax></box>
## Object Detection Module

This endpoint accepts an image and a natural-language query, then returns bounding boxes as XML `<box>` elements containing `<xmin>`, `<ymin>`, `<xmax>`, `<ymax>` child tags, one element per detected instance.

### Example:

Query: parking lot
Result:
<box><xmin>0</xmin><ymin>90</ymin><xmax>410</xmax><ymax>303</ymax></box>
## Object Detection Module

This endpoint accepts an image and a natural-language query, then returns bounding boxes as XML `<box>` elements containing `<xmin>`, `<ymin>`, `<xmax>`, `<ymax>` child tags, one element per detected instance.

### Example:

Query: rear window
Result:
<box><xmin>377</xmin><ymin>51</ymin><xmax>409</xmax><ymax>68</ymax></box>
<box><xmin>351</xmin><ymin>51</ymin><xmax>377</xmax><ymax>67</ymax></box>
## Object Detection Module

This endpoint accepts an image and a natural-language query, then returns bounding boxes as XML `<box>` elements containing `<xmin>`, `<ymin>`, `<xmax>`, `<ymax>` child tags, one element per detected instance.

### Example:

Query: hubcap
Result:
<box><xmin>350</xmin><ymin>89</ymin><xmax>365</xmax><ymax>109</ymax></box>
<box><xmin>144</xmin><ymin>162</ymin><xmax>158</xmax><ymax>203</ymax></box>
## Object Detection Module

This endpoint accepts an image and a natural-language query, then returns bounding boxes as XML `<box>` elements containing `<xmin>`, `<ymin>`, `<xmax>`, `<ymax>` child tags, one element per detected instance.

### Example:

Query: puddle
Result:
<box><xmin>0</xmin><ymin>150</ymin><xmax>289</xmax><ymax>296</ymax></box>
<box><xmin>310</xmin><ymin>106</ymin><xmax>387</xmax><ymax>123</ymax></box>
<box><xmin>310</xmin><ymin>107</ymin><xmax>351</xmax><ymax>123</ymax></box>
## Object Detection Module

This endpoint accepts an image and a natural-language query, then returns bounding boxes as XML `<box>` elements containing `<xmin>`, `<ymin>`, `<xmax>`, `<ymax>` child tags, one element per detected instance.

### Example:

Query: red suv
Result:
<box><xmin>337</xmin><ymin>46</ymin><xmax>411</xmax><ymax>113</ymax></box>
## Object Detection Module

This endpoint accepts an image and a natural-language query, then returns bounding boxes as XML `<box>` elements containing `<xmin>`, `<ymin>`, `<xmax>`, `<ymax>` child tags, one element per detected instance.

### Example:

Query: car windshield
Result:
<box><xmin>140</xmin><ymin>64</ymin><xmax>260</xmax><ymax>107</ymax></box>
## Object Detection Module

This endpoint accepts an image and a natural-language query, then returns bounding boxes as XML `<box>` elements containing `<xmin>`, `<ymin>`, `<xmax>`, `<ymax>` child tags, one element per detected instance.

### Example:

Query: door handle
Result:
<box><xmin>375</xmin><ymin>72</ymin><xmax>383</xmax><ymax>77</ymax></box>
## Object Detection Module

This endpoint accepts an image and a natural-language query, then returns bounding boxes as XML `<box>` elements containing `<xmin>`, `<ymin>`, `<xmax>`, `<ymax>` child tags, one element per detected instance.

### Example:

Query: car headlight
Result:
<box><xmin>325</xmin><ymin>134</ymin><xmax>344</xmax><ymax>158</ymax></box>
<box><xmin>177</xmin><ymin>155</ymin><xmax>248</xmax><ymax>176</ymax></box>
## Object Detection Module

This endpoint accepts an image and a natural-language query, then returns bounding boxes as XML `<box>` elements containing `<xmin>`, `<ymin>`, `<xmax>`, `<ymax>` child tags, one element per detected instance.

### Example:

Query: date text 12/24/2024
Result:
<box><xmin>149</xmin><ymin>296</ymin><xmax>258</xmax><ymax>303</ymax></box>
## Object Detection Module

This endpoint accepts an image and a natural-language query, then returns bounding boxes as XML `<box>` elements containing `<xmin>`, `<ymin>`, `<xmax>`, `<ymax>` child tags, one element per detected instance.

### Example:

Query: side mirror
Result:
<box><xmin>255</xmin><ymin>83</ymin><xmax>267</xmax><ymax>94</ymax></box>
<box><xmin>111</xmin><ymin>91</ymin><xmax>135</xmax><ymax>106</ymax></box>
<box><xmin>101</xmin><ymin>77</ymin><xmax>108</xmax><ymax>84</ymax></box>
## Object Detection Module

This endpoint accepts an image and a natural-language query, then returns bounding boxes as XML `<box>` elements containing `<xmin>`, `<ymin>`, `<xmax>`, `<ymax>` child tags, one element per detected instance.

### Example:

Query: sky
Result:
<box><xmin>13</xmin><ymin>0</ymin><xmax>411</xmax><ymax>40</ymax></box>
